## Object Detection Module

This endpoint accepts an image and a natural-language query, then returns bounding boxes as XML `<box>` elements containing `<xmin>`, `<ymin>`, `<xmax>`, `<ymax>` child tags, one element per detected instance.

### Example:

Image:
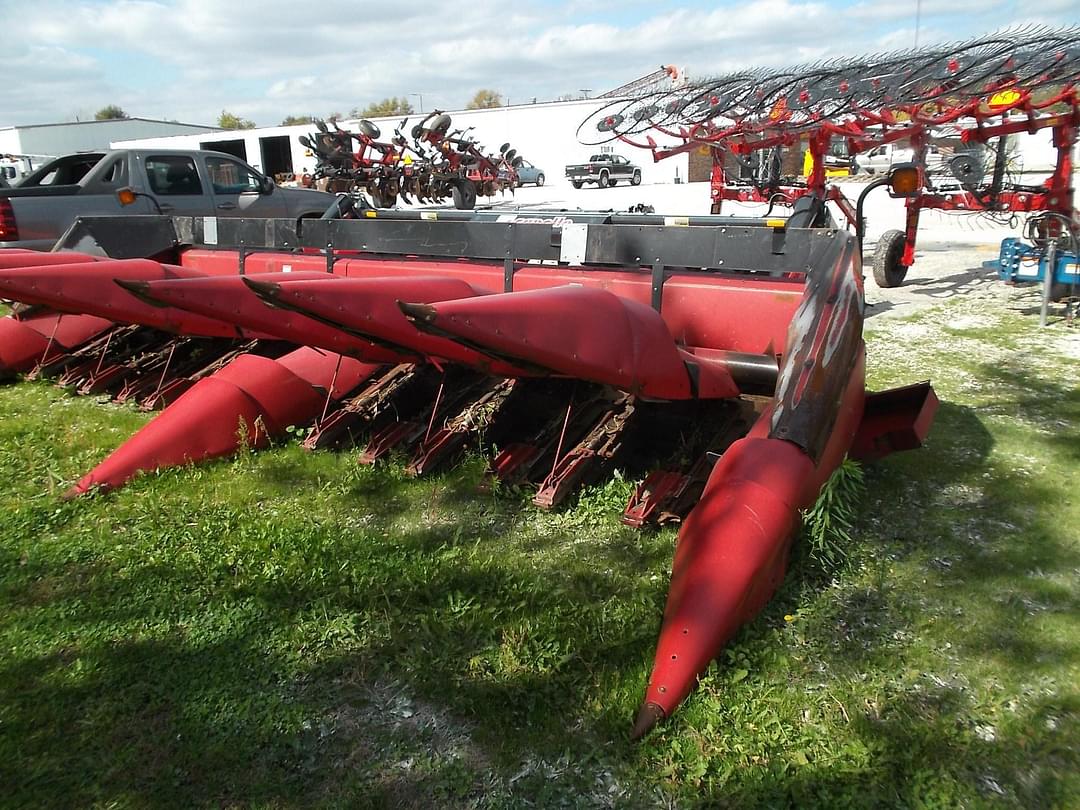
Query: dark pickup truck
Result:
<box><xmin>0</xmin><ymin>149</ymin><xmax>336</xmax><ymax>250</ymax></box>
<box><xmin>564</xmin><ymin>154</ymin><xmax>642</xmax><ymax>189</ymax></box>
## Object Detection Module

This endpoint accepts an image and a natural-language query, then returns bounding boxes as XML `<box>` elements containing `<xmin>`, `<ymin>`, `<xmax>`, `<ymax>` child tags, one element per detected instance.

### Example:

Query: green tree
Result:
<box><xmin>349</xmin><ymin>97</ymin><xmax>413</xmax><ymax>119</ymax></box>
<box><xmin>218</xmin><ymin>110</ymin><xmax>256</xmax><ymax>130</ymax></box>
<box><xmin>280</xmin><ymin>115</ymin><xmax>313</xmax><ymax>126</ymax></box>
<box><xmin>465</xmin><ymin>89</ymin><xmax>502</xmax><ymax>110</ymax></box>
<box><xmin>94</xmin><ymin>104</ymin><xmax>129</xmax><ymax>121</ymax></box>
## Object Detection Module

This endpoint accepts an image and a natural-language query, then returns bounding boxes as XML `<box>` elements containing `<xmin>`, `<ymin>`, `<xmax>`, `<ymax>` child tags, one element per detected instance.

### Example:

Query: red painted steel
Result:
<box><xmin>67</xmin><ymin>349</ymin><xmax>381</xmax><ymax>497</ymax></box>
<box><xmin>633</xmin><ymin>348</ymin><xmax>867</xmax><ymax>738</ymax></box>
<box><xmin>177</xmin><ymin>250</ymin><xmax>803</xmax><ymax>354</ymax></box>
<box><xmin>0</xmin><ymin>259</ymin><xmax>267</xmax><ymax>338</ymax></box>
<box><xmin>0</xmin><ymin>312</ymin><xmax>114</xmax><ymax>375</ymax></box>
<box><xmin>251</xmin><ymin>276</ymin><xmax>529</xmax><ymax>376</ymax></box>
<box><xmin>0</xmin><ymin>250</ymin><xmax>100</xmax><ymax>270</ymax></box>
<box><xmin>401</xmin><ymin>285</ymin><xmax>740</xmax><ymax>400</ymax></box>
<box><xmin>132</xmin><ymin>274</ymin><xmax>408</xmax><ymax>364</ymax></box>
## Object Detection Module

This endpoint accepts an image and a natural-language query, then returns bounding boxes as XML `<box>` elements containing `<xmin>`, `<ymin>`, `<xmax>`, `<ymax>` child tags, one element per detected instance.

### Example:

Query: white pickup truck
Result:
<box><xmin>854</xmin><ymin>143</ymin><xmax>946</xmax><ymax>175</ymax></box>
<box><xmin>0</xmin><ymin>149</ymin><xmax>336</xmax><ymax>250</ymax></box>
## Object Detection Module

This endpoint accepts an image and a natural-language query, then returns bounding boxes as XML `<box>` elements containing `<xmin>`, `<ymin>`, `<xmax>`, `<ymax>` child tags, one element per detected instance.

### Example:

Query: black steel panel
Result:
<box><xmin>55</xmin><ymin>215</ymin><xmax>180</xmax><ymax>259</ymax></box>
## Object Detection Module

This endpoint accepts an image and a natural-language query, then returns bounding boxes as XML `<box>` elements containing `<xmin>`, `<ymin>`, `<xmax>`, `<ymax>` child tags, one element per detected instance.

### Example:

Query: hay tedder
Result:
<box><xmin>0</xmin><ymin>201</ymin><xmax>940</xmax><ymax>736</ymax></box>
<box><xmin>581</xmin><ymin>26</ymin><xmax>1080</xmax><ymax>288</ymax></box>
<box><xmin>300</xmin><ymin>112</ymin><xmax>522</xmax><ymax>210</ymax></box>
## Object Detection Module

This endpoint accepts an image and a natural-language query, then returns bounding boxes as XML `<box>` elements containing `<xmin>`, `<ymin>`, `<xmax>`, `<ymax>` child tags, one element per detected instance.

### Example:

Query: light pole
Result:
<box><xmin>411</xmin><ymin>93</ymin><xmax>424</xmax><ymax>113</ymax></box>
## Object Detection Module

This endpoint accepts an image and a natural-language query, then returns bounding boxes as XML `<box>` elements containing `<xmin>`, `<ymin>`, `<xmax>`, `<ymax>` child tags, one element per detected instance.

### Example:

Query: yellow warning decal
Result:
<box><xmin>766</xmin><ymin>218</ymin><xmax>786</xmax><ymax>228</ymax></box>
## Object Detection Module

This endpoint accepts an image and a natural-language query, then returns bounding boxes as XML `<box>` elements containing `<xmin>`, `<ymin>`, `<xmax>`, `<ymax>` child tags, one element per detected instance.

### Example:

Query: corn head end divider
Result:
<box><xmin>0</xmin><ymin>204</ymin><xmax>940</xmax><ymax>737</ymax></box>
<box><xmin>581</xmin><ymin>26</ymin><xmax>1080</xmax><ymax>289</ymax></box>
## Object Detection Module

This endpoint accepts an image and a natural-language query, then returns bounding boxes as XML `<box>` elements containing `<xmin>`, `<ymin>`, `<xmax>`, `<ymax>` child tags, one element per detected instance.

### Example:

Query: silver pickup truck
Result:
<box><xmin>0</xmin><ymin>149</ymin><xmax>336</xmax><ymax>250</ymax></box>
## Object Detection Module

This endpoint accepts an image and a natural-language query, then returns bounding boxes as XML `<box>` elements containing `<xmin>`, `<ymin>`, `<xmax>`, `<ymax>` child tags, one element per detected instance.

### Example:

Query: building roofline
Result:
<box><xmin>0</xmin><ymin>117</ymin><xmax>220</xmax><ymax>132</ymax></box>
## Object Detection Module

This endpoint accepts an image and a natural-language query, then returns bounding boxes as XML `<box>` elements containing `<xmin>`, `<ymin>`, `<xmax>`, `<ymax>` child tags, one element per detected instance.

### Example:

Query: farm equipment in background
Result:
<box><xmin>300</xmin><ymin>112</ymin><xmax>524</xmax><ymax>210</ymax></box>
<box><xmin>580</xmin><ymin>26</ymin><xmax>1080</xmax><ymax>289</ymax></box>
<box><xmin>0</xmin><ymin>202</ymin><xmax>937</xmax><ymax>737</ymax></box>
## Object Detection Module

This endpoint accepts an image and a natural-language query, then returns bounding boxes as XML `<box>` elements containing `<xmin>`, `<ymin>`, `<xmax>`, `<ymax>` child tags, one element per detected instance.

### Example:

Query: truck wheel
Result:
<box><xmin>451</xmin><ymin>180</ymin><xmax>477</xmax><ymax>210</ymax></box>
<box><xmin>609</xmin><ymin>179</ymin><xmax>618</xmax><ymax>186</ymax></box>
<box><xmin>572</xmin><ymin>181</ymin><xmax>583</xmax><ymax>189</ymax></box>
<box><xmin>631</xmin><ymin>170</ymin><xmax>641</xmax><ymax>186</ymax></box>
<box><xmin>536</xmin><ymin>173</ymin><xmax>545</xmax><ymax>187</ymax></box>
<box><xmin>872</xmin><ymin>229</ymin><xmax>909</xmax><ymax>288</ymax></box>
<box><xmin>598</xmin><ymin>171</ymin><xmax>609</xmax><ymax>188</ymax></box>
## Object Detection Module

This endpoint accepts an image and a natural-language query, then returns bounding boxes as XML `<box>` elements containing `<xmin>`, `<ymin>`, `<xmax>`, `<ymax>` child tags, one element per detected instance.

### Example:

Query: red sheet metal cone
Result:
<box><xmin>0</xmin><ymin>259</ymin><xmax>253</xmax><ymax>337</ymax></box>
<box><xmin>632</xmin><ymin>349</ymin><xmax>868</xmax><ymax>738</ymax></box>
<box><xmin>131</xmin><ymin>274</ymin><xmax>406</xmax><ymax>364</ymax></box>
<box><xmin>632</xmin><ymin>436</ymin><xmax>812</xmax><ymax>739</ymax></box>
<box><xmin>247</xmin><ymin>276</ymin><xmax>528</xmax><ymax>375</ymax></box>
<box><xmin>0</xmin><ymin>251</ymin><xmax>99</xmax><ymax>270</ymax></box>
<box><xmin>0</xmin><ymin>312</ymin><xmax>113</xmax><ymax>375</ymax></box>
<box><xmin>66</xmin><ymin>349</ymin><xmax>380</xmax><ymax>496</ymax></box>
<box><xmin>400</xmin><ymin>286</ymin><xmax>738</xmax><ymax>400</ymax></box>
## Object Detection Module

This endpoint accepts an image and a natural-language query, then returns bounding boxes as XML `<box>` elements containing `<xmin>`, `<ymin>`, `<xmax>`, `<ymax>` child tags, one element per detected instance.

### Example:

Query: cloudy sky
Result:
<box><xmin>2</xmin><ymin>0</ymin><xmax>1078</xmax><ymax>128</ymax></box>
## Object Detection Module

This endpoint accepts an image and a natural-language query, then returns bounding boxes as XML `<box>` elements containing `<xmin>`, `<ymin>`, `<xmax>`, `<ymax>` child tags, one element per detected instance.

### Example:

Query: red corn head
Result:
<box><xmin>128</xmin><ymin>273</ymin><xmax>408</xmax><ymax>364</ymax></box>
<box><xmin>0</xmin><ymin>311</ymin><xmax>113</xmax><ymax>376</ymax></box>
<box><xmin>0</xmin><ymin>258</ymin><xmax>261</xmax><ymax>338</ymax></box>
<box><xmin>66</xmin><ymin>348</ymin><xmax>381</xmax><ymax>497</ymax></box>
<box><xmin>247</xmin><ymin>275</ymin><xmax>528</xmax><ymax>375</ymax></box>
<box><xmin>400</xmin><ymin>285</ymin><xmax>740</xmax><ymax>399</ymax></box>
<box><xmin>0</xmin><ymin>250</ymin><xmax>100</xmax><ymax>270</ymax></box>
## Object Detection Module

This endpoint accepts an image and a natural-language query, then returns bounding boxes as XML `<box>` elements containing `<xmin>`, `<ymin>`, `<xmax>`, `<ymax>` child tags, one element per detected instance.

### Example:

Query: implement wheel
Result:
<box><xmin>872</xmin><ymin>229</ymin><xmax>909</xmax><ymax>288</ymax></box>
<box><xmin>451</xmin><ymin>180</ymin><xmax>477</xmax><ymax>210</ymax></box>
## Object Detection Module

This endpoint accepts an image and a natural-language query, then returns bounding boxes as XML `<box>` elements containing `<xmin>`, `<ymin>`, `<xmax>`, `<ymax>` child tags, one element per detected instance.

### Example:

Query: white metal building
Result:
<box><xmin>0</xmin><ymin>118</ymin><xmax>220</xmax><ymax>169</ymax></box>
<box><xmin>112</xmin><ymin>99</ymin><xmax>689</xmax><ymax>187</ymax></box>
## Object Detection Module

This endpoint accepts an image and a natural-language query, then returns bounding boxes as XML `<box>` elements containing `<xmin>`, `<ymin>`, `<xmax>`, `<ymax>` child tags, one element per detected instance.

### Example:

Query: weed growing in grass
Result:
<box><xmin>802</xmin><ymin>457</ymin><xmax>865</xmax><ymax>571</ymax></box>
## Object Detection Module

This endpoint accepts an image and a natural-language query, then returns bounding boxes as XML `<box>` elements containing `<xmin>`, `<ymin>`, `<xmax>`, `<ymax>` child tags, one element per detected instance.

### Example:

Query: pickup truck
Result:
<box><xmin>854</xmin><ymin>143</ymin><xmax>946</xmax><ymax>175</ymax></box>
<box><xmin>0</xmin><ymin>149</ymin><xmax>337</xmax><ymax>250</ymax></box>
<box><xmin>565</xmin><ymin>154</ymin><xmax>642</xmax><ymax>189</ymax></box>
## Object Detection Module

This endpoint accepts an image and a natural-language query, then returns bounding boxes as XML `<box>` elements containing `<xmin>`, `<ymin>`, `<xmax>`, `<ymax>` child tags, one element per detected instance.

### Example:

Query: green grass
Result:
<box><xmin>0</xmin><ymin>285</ymin><xmax>1077</xmax><ymax>808</ymax></box>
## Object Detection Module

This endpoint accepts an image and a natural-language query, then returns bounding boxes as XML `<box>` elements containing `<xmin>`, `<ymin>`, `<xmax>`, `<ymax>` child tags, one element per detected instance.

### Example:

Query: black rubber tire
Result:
<box><xmin>609</xmin><ymin>179</ymin><xmax>618</xmax><ymax>186</ymax></box>
<box><xmin>872</xmin><ymin>229</ymin><xmax>909</xmax><ymax>288</ymax></box>
<box><xmin>571</xmin><ymin>181</ymin><xmax>583</xmax><ymax>189</ymax></box>
<box><xmin>631</xmin><ymin>170</ymin><xmax>641</xmax><ymax>186</ymax></box>
<box><xmin>536</xmin><ymin>173</ymin><xmax>545</xmax><ymax>187</ymax></box>
<box><xmin>357</xmin><ymin>119</ymin><xmax>380</xmax><ymax>139</ymax></box>
<box><xmin>598</xmin><ymin>171</ymin><xmax>609</xmax><ymax>188</ymax></box>
<box><xmin>451</xmin><ymin>180</ymin><xmax>477</xmax><ymax>210</ymax></box>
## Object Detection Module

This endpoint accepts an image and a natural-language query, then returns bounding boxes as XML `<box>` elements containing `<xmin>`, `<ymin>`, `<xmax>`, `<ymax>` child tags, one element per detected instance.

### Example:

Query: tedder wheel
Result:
<box><xmin>536</xmin><ymin>173</ymin><xmax>545</xmax><ymax>187</ymax></box>
<box><xmin>872</xmin><ymin>229</ymin><xmax>909</xmax><ymax>288</ymax></box>
<box><xmin>598</xmin><ymin>171</ymin><xmax>609</xmax><ymax>188</ymax></box>
<box><xmin>451</xmin><ymin>180</ymin><xmax>477</xmax><ymax>210</ymax></box>
<box><xmin>572</xmin><ymin>181</ymin><xmax>583</xmax><ymax>189</ymax></box>
<box><xmin>631</xmin><ymin>170</ymin><xmax>641</xmax><ymax>186</ymax></box>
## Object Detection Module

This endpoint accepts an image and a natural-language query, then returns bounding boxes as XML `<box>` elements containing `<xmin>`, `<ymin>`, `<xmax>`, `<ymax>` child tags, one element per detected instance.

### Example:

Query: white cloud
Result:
<box><xmin>2</xmin><ymin>0</ymin><xmax>1077</xmax><ymax>128</ymax></box>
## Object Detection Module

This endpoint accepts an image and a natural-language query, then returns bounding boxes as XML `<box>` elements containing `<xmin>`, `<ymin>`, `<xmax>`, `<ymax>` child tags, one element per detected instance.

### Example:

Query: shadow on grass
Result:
<box><xmin>694</xmin><ymin>397</ymin><xmax>1078</xmax><ymax>806</ymax></box>
<box><xmin>1</xmin><ymin>388</ymin><xmax>1077</xmax><ymax>807</ymax></box>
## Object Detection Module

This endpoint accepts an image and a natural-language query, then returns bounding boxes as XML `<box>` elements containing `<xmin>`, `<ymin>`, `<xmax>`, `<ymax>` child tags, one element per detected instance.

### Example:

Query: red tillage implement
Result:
<box><xmin>0</xmin><ymin>206</ymin><xmax>936</xmax><ymax>737</ymax></box>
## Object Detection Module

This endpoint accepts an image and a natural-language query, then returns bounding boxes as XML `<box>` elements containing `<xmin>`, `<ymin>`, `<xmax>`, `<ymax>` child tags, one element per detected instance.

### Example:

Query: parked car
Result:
<box><xmin>515</xmin><ymin>160</ymin><xmax>545</xmax><ymax>187</ymax></box>
<box><xmin>854</xmin><ymin>143</ymin><xmax>946</xmax><ymax>174</ymax></box>
<box><xmin>565</xmin><ymin>154</ymin><xmax>642</xmax><ymax>188</ymax></box>
<box><xmin>0</xmin><ymin>149</ymin><xmax>337</xmax><ymax>250</ymax></box>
